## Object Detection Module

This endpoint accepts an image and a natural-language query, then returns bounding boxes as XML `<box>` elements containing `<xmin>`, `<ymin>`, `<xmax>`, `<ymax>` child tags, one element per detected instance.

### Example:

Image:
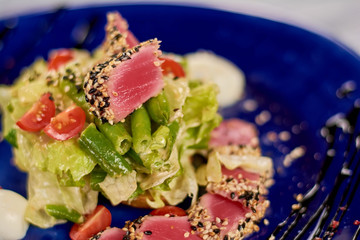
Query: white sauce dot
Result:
<box><xmin>186</xmin><ymin>51</ymin><xmax>245</xmax><ymax>107</ymax></box>
<box><xmin>0</xmin><ymin>189</ymin><xmax>29</xmax><ymax>240</ymax></box>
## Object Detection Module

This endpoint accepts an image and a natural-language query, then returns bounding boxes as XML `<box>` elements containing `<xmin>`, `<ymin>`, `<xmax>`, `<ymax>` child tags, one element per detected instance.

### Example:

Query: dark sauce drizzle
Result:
<box><xmin>269</xmin><ymin>102</ymin><xmax>360</xmax><ymax>239</ymax></box>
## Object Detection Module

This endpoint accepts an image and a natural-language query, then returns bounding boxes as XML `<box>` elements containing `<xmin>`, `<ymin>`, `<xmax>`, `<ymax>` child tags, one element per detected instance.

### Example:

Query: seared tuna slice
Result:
<box><xmin>188</xmin><ymin>193</ymin><xmax>269</xmax><ymax>240</ymax></box>
<box><xmin>122</xmin><ymin>215</ymin><xmax>201</xmax><ymax>240</ymax></box>
<box><xmin>209</xmin><ymin>119</ymin><xmax>259</xmax><ymax>147</ymax></box>
<box><xmin>206</xmin><ymin>166</ymin><xmax>267</xmax><ymax>208</ymax></box>
<box><xmin>90</xmin><ymin>227</ymin><xmax>126</xmax><ymax>240</ymax></box>
<box><xmin>104</xmin><ymin>12</ymin><xmax>140</xmax><ymax>55</ymax></box>
<box><xmin>84</xmin><ymin>39</ymin><xmax>163</xmax><ymax>124</ymax></box>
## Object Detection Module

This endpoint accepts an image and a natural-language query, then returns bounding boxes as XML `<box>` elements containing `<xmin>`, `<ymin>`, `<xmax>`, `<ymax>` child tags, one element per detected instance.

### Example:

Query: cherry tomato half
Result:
<box><xmin>159</xmin><ymin>57</ymin><xmax>186</xmax><ymax>78</ymax></box>
<box><xmin>69</xmin><ymin>205</ymin><xmax>112</xmax><ymax>240</ymax></box>
<box><xmin>149</xmin><ymin>206</ymin><xmax>187</xmax><ymax>217</ymax></box>
<box><xmin>48</xmin><ymin>49</ymin><xmax>74</xmax><ymax>71</ymax></box>
<box><xmin>43</xmin><ymin>105</ymin><xmax>86</xmax><ymax>141</ymax></box>
<box><xmin>16</xmin><ymin>93</ymin><xmax>56</xmax><ymax>132</ymax></box>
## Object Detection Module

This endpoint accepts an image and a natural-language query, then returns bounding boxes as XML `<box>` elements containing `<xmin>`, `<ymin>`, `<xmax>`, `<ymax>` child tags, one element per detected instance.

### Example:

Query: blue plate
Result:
<box><xmin>1</xmin><ymin>4</ymin><xmax>360</xmax><ymax>240</ymax></box>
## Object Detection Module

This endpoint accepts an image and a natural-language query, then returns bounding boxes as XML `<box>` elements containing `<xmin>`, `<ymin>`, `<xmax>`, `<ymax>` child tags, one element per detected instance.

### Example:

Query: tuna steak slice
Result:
<box><xmin>107</xmin><ymin>12</ymin><xmax>139</xmax><ymax>48</ymax></box>
<box><xmin>188</xmin><ymin>193</ymin><xmax>268</xmax><ymax>239</ymax></box>
<box><xmin>122</xmin><ymin>215</ymin><xmax>201</xmax><ymax>240</ymax></box>
<box><xmin>84</xmin><ymin>39</ymin><xmax>163</xmax><ymax>124</ymax></box>
<box><xmin>207</xmin><ymin>166</ymin><xmax>267</xmax><ymax>207</ymax></box>
<box><xmin>90</xmin><ymin>227</ymin><xmax>126</xmax><ymax>240</ymax></box>
<box><xmin>209</xmin><ymin>119</ymin><xmax>258</xmax><ymax>147</ymax></box>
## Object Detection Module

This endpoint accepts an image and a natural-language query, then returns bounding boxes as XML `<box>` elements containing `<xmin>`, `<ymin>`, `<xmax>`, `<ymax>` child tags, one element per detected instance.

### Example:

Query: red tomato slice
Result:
<box><xmin>69</xmin><ymin>205</ymin><xmax>112</xmax><ymax>240</ymax></box>
<box><xmin>149</xmin><ymin>206</ymin><xmax>187</xmax><ymax>217</ymax></box>
<box><xmin>159</xmin><ymin>57</ymin><xmax>186</xmax><ymax>78</ymax></box>
<box><xmin>43</xmin><ymin>105</ymin><xmax>86</xmax><ymax>141</ymax></box>
<box><xmin>48</xmin><ymin>49</ymin><xmax>74</xmax><ymax>71</ymax></box>
<box><xmin>16</xmin><ymin>93</ymin><xmax>56</xmax><ymax>132</ymax></box>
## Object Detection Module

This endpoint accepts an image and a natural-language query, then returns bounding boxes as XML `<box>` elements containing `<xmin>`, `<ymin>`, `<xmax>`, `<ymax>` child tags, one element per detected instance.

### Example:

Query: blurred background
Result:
<box><xmin>0</xmin><ymin>0</ymin><xmax>360</xmax><ymax>54</ymax></box>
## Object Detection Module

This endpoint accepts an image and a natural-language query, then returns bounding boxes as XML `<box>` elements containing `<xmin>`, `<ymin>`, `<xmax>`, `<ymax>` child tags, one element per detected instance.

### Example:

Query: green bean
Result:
<box><xmin>90</xmin><ymin>166</ymin><xmax>107</xmax><ymax>191</ymax></box>
<box><xmin>79</xmin><ymin>123</ymin><xmax>132</xmax><ymax>176</ymax></box>
<box><xmin>124</xmin><ymin>148</ymin><xmax>144</xmax><ymax>166</ymax></box>
<box><xmin>131</xmin><ymin>106</ymin><xmax>151</xmax><ymax>153</ymax></box>
<box><xmin>59</xmin><ymin>76</ymin><xmax>93</xmax><ymax>121</ymax></box>
<box><xmin>45</xmin><ymin>204</ymin><xmax>83</xmax><ymax>223</ymax></box>
<box><xmin>95</xmin><ymin>119</ymin><xmax>132</xmax><ymax>155</ymax></box>
<box><xmin>145</xmin><ymin>91</ymin><xmax>170</xmax><ymax>125</ymax></box>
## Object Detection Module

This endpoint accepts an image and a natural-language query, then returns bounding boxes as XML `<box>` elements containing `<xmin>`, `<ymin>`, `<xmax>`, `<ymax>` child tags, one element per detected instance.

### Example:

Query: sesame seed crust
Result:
<box><xmin>83</xmin><ymin>39</ymin><xmax>161</xmax><ymax>124</ymax></box>
<box><xmin>187</xmin><ymin>198</ymin><xmax>269</xmax><ymax>240</ymax></box>
<box><xmin>103</xmin><ymin>13</ymin><xmax>129</xmax><ymax>56</ymax></box>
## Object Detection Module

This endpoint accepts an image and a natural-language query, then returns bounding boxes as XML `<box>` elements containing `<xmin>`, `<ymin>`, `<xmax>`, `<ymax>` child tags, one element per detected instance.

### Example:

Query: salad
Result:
<box><xmin>0</xmin><ymin>11</ymin><xmax>273</xmax><ymax>240</ymax></box>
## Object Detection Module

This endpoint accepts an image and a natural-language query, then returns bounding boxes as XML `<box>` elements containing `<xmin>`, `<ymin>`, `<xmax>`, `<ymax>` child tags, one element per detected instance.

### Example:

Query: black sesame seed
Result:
<box><xmin>92</xmin><ymin>111</ymin><xmax>98</xmax><ymax>117</ymax></box>
<box><xmin>191</xmin><ymin>226</ymin><xmax>197</xmax><ymax>231</ymax></box>
<box><xmin>103</xmin><ymin>97</ymin><xmax>110</xmax><ymax>102</ymax></box>
<box><xmin>238</xmin><ymin>224</ymin><xmax>242</xmax><ymax>231</ymax></box>
<box><xmin>245</xmin><ymin>218</ymin><xmax>251</xmax><ymax>223</ymax></box>
<box><xmin>238</xmin><ymin>194</ymin><xmax>246</xmax><ymax>199</ymax></box>
<box><xmin>174</xmin><ymin>76</ymin><xmax>179</xmax><ymax>80</ymax></box>
<box><xmin>76</xmin><ymin>85</ymin><xmax>82</xmax><ymax>93</ymax></box>
<box><xmin>230</xmin><ymin>192</ymin><xmax>235</xmax><ymax>199</ymax></box>
<box><xmin>114</xmin><ymin>33</ymin><xmax>122</xmax><ymax>40</ymax></box>
<box><xmin>197</xmin><ymin>222</ymin><xmax>204</xmax><ymax>228</ymax></box>
<box><xmin>63</xmin><ymin>75</ymin><xmax>69</xmax><ymax>81</ymax></box>
<box><xmin>89</xmin><ymin>88</ymin><xmax>96</xmax><ymax>94</ymax></box>
<box><xmin>144</xmin><ymin>231</ymin><xmax>152</xmax><ymax>235</ymax></box>
<box><xmin>101</xmin><ymin>117</ymin><xmax>108</xmax><ymax>123</ymax></box>
<box><xmin>226</xmin><ymin>178</ymin><xmax>234</xmax><ymax>183</ymax></box>
<box><xmin>255</xmin><ymin>192</ymin><xmax>260</xmax><ymax>201</ymax></box>
<box><xmin>224</xmin><ymin>235</ymin><xmax>229</xmax><ymax>240</ymax></box>
<box><xmin>95</xmin><ymin>91</ymin><xmax>103</xmax><ymax>97</ymax></box>
<box><xmin>122</xmin><ymin>47</ymin><xmax>127</xmax><ymax>52</ymax></box>
<box><xmin>93</xmin><ymin>78</ymin><xmax>98</xmax><ymax>84</ymax></box>
<box><xmin>242</xmin><ymin>222</ymin><xmax>246</xmax><ymax>228</ymax></box>
<box><xmin>111</xmin><ymin>64</ymin><xmax>116</xmax><ymax>68</ymax></box>
<box><xmin>90</xmin><ymin>99</ymin><xmax>95</xmax><ymax>105</ymax></box>
<box><xmin>251</xmin><ymin>207</ymin><xmax>256</xmax><ymax>213</ymax></box>
<box><xmin>48</xmin><ymin>95</ymin><xmax>54</xmax><ymax>101</ymax></box>
<box><xmin>66</xmin><ymin>68</ymin><xmax>72</xmax><ymax>74</ymax></box>
<box><xmin>213</xmin><ymin>229</ymin><xmax>220</xmax><ymax>234</ymax></box>
<box><xmin>101</xmin><ymin>75</ymin><xmax>109</xmax><ymax>80</ymax></box>
<box><xmin>122</xmin><ymin>236</ymin><xmax>130</xmax><ymax>240</ymax></box>
<box><xmin>134</xmin><ymin>217</ymin><xmax>142</xmax><ymax>224</ymax></box>
<box><xmin>230</xmin><ymin>238</ymin><xmax>235</xmax><ymax>240</ymax></box>
<box><xmin>84</xmin><ymin>82</ymin><xmax>88</xmax><ymax>88</ymax></box>
<box><xmin>85</xmin><ymin>95</ymin><xmax>89</xmax><ymax>102</ymax></box>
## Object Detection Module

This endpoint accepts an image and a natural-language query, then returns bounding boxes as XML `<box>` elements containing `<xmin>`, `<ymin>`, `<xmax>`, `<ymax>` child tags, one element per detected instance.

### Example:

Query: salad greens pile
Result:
<box><xmin>0</xmin><ymin>45</ymin><xmax>221</xmax><ymax>228</ymax></box>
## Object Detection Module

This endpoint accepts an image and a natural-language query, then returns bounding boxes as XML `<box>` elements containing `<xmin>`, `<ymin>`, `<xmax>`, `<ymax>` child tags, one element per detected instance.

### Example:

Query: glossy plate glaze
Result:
<box><xmin>1</xmin><ymin>4</ymin><xmax>360</xmax><ymax>240</ymax></box>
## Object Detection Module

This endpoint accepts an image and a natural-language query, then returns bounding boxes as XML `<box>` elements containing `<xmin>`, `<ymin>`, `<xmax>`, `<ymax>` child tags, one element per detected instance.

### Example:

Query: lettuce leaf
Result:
<box><xmin>179</xmin><ymin>81</ymin><xmax>222</xmax><ymax>151</ymax></box>
<box><xmin>99</xmin><ymin>171</ymin><xmax>137</xmax><ymax>205</ymax></box>
<box><xmin>32</xmin><ymin>138</ymin><xmax>96</xmax><ymax>182</ymax></box>
<box><xmin>163</xmin><ymin>77</ymin><xmax>190</xmax><ymax>122</ymax></box>
<box><xmin>25</xmin><ymin>167</ymin><xmax>98</xmax><ymax>228</ymax></box>
<box><xmin>182</xmin><ymin>82</ymin><xmax>219</xmax><ymax>127</ymax></box>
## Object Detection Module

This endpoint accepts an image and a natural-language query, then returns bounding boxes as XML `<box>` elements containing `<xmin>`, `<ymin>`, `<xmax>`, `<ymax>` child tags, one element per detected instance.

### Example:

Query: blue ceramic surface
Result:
<box><xmin>1</xmin><ymin>4</ymin><xmax>360</xmax><ymax>240</ymax></box>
